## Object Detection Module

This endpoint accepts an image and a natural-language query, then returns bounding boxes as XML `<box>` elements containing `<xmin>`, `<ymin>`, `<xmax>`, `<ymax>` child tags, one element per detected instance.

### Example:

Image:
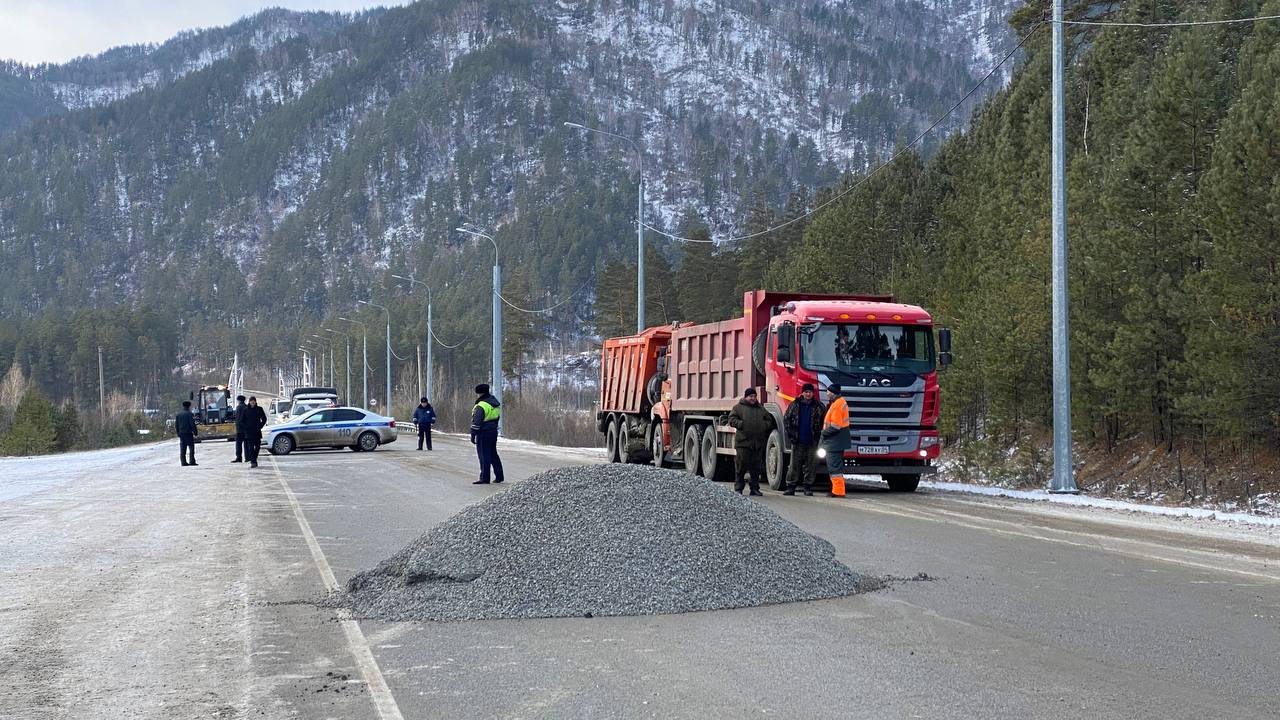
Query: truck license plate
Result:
<box><xmin>858</xmin><ymin>445</ymin><xmax>890</xmax><ymax>455</ymax></box>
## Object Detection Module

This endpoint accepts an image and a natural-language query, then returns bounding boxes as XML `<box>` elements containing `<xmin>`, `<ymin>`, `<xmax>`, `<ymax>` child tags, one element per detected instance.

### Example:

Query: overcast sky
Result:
<box><xmin>1</xmin><ymin>1</ymin><xmax>400</xmax><ymax>64</ymax></box>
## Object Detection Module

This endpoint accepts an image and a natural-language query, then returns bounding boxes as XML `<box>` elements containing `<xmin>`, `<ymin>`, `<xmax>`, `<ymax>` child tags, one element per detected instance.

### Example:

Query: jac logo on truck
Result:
<box><xmin>855</xmin><ymin>377</ymin><xmax>892</xmax><ymax>387</ymax></box>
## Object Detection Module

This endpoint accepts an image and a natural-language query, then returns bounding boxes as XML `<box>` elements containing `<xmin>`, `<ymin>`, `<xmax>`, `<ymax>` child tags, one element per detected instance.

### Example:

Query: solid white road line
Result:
<box><xmin>800</xmin><ymin>495</ymin><xmax>1280</xmax><ymax>583</ymax></box>
<box><xmin>268</xmin><ymin>456</ymin><xmax>406</xmax><ymax>720</ymax></box>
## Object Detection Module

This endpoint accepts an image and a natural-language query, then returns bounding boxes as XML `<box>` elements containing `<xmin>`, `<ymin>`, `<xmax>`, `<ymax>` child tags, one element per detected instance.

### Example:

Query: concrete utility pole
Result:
<box><xmin>416</xmin><ymin>344</ymin><xmax>422</xmax><ymax>399</ymax></box>
<box><xmin>337</xmin><ymin>317</ymin><xmax>369</xmax><ymax>408</ymax></box>
<box><xmin>1050</xmin><ymin>0</ymin><xmax>1078</xmax><ymax>493</ymax></box>
<box><xmin>456</xmin><ymin>227</ymin><xmax>502</xmax><ymax>434</ymax></box>
<box><xmin>391</xmin><ymin>274</ymin><xmax>435</xmax><ymax>401</ymax></box>
<box><xmin>97</xmin><ymin>345</ymin><xmax>105</xmax><ymax>419</ymax></box>
<box><xmin>359</xmin><ymin>300</ymin><xmax>392</xmax><ymax>416</ymax></box>
<box><xmin>564</xmin><ymin>122</ymin><xmax>645</xmax><ymax>332</ymax></box>
<box><xmin>323</xmin><ymin>329</ymin><xmax>351</xmax><ymax>405</ymax></box>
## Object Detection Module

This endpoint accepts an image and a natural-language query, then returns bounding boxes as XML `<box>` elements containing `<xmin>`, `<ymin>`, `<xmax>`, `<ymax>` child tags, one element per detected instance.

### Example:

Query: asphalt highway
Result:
<box><xmin>2</xmin><ymin>433</ymin><xmax>1277</xmax><ymax>719</ymax></box>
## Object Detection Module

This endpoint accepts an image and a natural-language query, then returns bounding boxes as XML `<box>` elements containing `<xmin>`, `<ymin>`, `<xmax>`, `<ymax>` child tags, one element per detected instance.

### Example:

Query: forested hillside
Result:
<box><xmin>709</xmin><ymin>0</ymin><xmax>1278</xmax><ymax>488</ymax></box>
<box><xmin>0</xmin><ymin>0</ymin><xmax>1018</xmax><ymax>409</ymax></box>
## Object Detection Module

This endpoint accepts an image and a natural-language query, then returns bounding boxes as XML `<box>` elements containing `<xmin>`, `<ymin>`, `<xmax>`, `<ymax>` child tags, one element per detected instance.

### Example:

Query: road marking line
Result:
<box><xmin>268</xmin><ymin>456</ymin><xmax>406</xmax><ymax>720</ymax></box>
<box><xmin>794</xmin><ymin>495</ymin><xmax>1280</xmax><ymax>583</ymax></box>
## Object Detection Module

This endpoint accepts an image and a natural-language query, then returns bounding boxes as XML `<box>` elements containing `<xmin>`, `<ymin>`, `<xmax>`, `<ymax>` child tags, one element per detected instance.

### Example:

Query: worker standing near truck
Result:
<box><xmin>821</xmin><ymin>384</ymin><xmax>850</xmax><ymax>497</ymax></box>
<box><xmin>783</xmin><ymin>383</ymin><xmax>825</xmax><ymax>496</ymax></box>
<box><xmin>728</xmin><ymin>388</ymin><xmax>771</xmax><ymax>496</ymax></box>
<box><xmin>470</xmin><ymin>384</ymin><xmax>504</xmax><ymax>485</ymax></box>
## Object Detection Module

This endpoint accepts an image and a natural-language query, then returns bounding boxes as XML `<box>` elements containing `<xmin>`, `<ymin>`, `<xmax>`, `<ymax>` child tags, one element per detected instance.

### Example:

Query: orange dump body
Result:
<box><xmin>598</xmin><ymin>326</ymin><xmax>673</xmax><ymax>415</ymax></box>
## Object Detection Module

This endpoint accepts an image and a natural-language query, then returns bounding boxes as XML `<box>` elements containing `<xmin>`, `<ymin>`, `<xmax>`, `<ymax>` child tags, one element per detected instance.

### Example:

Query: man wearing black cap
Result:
<box><xmin>728</xmin><ymin>387</ymin><xmax>771</xmax><ymax>496</ymax></box>
<box><xmin>242</xmin><ymin>396</ymin><xmax>268</xmax><ymax>468</ymax></box>
<box><xmin>231</xmin><ymin>395</ymin><xmax>248</xmax><ymax>463</ymax></box>
<box><xmin>783</xmin><ymin>383</ymin><xmax>826</xmax><ymax>496</ymax></box>
<box><xmin>175</xmin><ymin>400</ymin><xmax>198</xmax><ymax>467</ymax></box>
<box><xmin>470</xmin><ymin>384</ymin><xmax>504</xmax><ymax>484</ymax></box>
<box><xmin>413</xmin><ymin>397</ymin><xmax>436</xmax><ymax>451</ymax></box>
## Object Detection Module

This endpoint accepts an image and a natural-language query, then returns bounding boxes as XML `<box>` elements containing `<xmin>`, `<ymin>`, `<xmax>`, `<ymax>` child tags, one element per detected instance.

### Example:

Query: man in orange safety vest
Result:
<box><xmin>821</xmin><ymin>384</ymin><xmax>850</xmax><ymax>497</ymax></box>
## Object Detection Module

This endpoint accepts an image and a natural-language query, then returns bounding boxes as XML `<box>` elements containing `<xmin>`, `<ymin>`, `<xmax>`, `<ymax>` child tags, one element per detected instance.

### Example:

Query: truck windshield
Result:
<box><xmin>800</xmin><ymin>324</ymin><xmax>934</xmax><ymax>374</ymax></box>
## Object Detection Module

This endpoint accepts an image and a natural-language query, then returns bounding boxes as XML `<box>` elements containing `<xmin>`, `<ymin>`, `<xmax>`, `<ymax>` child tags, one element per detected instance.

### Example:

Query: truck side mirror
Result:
<box><xmin>777</xmin><ymin>346</ymin><xmax>791</xmax><ymax>364</ymax></box>
<box><xmin>938</xmin><ymin>327</ymin><xmax>953</xmax><ymax>367</ymax></box>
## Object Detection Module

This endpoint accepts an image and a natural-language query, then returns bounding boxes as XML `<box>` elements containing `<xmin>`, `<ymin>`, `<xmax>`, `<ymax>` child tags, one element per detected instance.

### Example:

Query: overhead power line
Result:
<box><xmin>430</xmin><ymin>325</ymin><xmax>466</xmax><ymax>350</ymax></box>
<box><xmin>642</xmin><ymin>21</ymin><xmax>1047</xmax><ymax>245</ymax></box>
<box><xmin>495</xmin><ymin>276</ymin><xmax>595</xmax><ymax>315</ymax></box>
<box><xmin>1061</xmin><ymin>13</ymin><xmax>1280</xmax><ymax>28</ymax></box>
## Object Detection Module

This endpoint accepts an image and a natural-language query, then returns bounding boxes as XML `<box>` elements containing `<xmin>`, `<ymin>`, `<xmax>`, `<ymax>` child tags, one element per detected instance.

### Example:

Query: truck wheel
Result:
<box><xmin>683</xmin><ymin>425</ymin><xmax>702</xmax><ymax>476</ymax></box>
<box><xmin>765</xmin><ymin>429</ymin><xmax>787</xmax><ymax>490</ymax></box>
<box><xmin>605</xmin><ymin>417</ymin><xmax>622</xmax><ymax>463</ymax></box>
<box><xmin>700</xmin><ymin>428</ymin><xmax>730</xmax><ymax>482</ymax></box>
<box><xmin>650</xmin><ymin>424</ymin><xmax>667</xmax><ymax>468</ymax></box>
<box><xmin>272</xmin><ymin>434</ymin><xmax>295</xmax><ymax>456</ymax></box>
<box><xmin>885</xmin><ymin>474</ymin><xmax>920</xmax><ymax>492</ymax></box>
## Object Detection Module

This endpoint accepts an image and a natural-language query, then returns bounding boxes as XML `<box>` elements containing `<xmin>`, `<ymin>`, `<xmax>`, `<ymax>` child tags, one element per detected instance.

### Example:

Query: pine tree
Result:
<box><xmin>2</xmin><ymin>390</ymin><xmax>55</xmax><ymax>456</ymax></box>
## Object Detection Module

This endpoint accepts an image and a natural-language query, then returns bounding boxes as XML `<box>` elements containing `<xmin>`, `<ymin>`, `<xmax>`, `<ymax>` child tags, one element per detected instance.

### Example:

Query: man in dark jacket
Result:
<box><xmin>242</xmin><ymin>396</ymin><xmax>269</xmax><ymax>468</ymax></box>
<box><xmin>470</xmin><ymin>384</ymin><xmax>504</xmax><ymax>485</ymax></box>
<box><xmin>413</xmin><ymin>398</ymin><xmax>436</xmax><ymax>451</ymax></box>
<box><xmin>231</xmin><ymin>395</ymin><xmax>248</xmax><ymax>463</ymax></box>
<box><xmin>728</xmin><ymin>387</ymin><xmax>771</xmax><ymax>496</ymax></box>
<box><xmin>783</xmin><ymin>383</ymin><xmax>826</xmax><ymax>496</ymax></box>
<box><xmin>176</xmin><ymin>400</ymin><xmax>198</xmax><ymax>467</ymax></box>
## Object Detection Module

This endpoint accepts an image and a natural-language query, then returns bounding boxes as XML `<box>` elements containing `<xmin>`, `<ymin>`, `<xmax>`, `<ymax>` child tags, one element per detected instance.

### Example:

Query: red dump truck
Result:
<box><xmin>597</xmin><ymin>290</ymin><xmax>951</xmax><ymax>491</ymax></box>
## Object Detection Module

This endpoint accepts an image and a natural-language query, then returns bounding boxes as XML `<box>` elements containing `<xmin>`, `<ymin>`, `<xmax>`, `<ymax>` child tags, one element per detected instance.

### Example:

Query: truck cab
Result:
<box><xmin>761</xmin><ymin>298</ymin><xmax>950</xmax><ymax>491</ymax></box>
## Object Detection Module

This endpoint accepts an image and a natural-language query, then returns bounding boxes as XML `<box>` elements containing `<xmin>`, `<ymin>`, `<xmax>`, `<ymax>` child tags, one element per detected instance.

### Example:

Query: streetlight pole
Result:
<box><xmin>565</xmin><ymin>121</ymin><xmax>645</xmax><ymax>332</ymax></box>
<box><xmin>337</xmin><ymin>316</ymin><xmax>369</xmax><ymax>408</ymax></box>
<box><xmin>359</xmin><ymin>300</ymin><xmax>392</xmax><ymax>415</ymax></box>
<box><xmin>302</xmin><ymin>340</ymin><xmax>324</xmax><ymax>385</ymax></box>
<box><xmin>456</xmin><ymin>226</ymin><xmax>502</xmax><ymax>433</ymax></box>
<box><xmin>391</xmin><ymin>273</ymin><xmax>435</xmax><ymax>401</ymax></box>
<box><xmin>311</xmin><ymin>335</ymin><xmax>334</xmax><ymax>388</ymax></box>
<box><xmin>324</xmin><ymin>328</ymin><xmax>351</xmax><ymax>406</ymax></box>
<box><xmin>296</xmin><ymin>347</ymin><xmax>312</xmax><ymax>386</ymax></box>
<box><xmin>1050</xmin><ymin>0</ymin><xmax>1077</xmax><ymax>493</ymax></box>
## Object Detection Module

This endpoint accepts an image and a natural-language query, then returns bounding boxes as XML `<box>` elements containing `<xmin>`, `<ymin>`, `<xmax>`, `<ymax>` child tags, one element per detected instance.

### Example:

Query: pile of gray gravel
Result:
<box><xmin>329</xmin><ymin>464</ymin><xmax>879</xmax><ymax>621</ymax></box>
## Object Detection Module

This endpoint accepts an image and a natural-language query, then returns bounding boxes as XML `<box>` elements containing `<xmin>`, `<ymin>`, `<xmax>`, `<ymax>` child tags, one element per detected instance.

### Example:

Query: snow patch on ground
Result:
<box><xmin>917</xmin><ymin>479</ymin><xmax>1280</xmax><ymax>528</ymax></box>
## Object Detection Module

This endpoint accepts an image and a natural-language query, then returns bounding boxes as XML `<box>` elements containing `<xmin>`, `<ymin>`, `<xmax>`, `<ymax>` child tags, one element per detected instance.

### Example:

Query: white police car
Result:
<box><xmin>267</xmin><ymin>406</ymin><xmax>397</xmax><ymax>455</ymax></box>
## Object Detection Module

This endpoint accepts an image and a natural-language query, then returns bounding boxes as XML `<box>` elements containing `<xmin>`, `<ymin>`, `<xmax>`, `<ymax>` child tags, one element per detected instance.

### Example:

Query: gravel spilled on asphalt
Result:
<box><xmin>327</xmin><ymin>464</ymin><xmax>880</xmax><ymax>621</ymax></box>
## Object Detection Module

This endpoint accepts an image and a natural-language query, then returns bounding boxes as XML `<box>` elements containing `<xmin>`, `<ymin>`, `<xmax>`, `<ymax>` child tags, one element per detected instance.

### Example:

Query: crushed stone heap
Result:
<box><xmin>330</xmin><ymin>464</ymin><xmax>879</xmax><ymax>621</ymax></box>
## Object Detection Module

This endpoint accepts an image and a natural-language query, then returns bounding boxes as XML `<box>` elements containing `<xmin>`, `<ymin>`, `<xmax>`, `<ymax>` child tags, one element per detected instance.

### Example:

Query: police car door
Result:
<box><xmin>297</xmin><ymin>409</ymin><xmax>335</xmax><ymax>448</ymax></box>
<box><xmin>329</xmin><ymin>409</ymin><xmax>365</xmax><ymax>446</ymax></box>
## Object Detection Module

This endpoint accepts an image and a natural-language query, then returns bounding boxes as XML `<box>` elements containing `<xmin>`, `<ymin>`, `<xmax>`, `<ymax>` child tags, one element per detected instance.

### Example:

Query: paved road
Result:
<box><xmin>2</xmin><ymin>434</ymin><xmax>1278</xmax><ymax>719</ymax></box>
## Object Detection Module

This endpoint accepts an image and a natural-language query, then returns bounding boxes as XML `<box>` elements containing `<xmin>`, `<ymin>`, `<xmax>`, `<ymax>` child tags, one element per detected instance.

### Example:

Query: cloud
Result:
<box><xmin>0</xmin><ymin>0</ymin><xmax>397</xmax><ymax>64</ymax></box>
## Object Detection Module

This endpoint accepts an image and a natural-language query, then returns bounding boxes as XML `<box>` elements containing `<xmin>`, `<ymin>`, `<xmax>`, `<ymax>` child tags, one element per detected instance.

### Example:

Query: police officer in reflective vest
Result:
<box><xmin>470</xmin><ymin>383</ymin><xmax>505</xmax><ymax>485</ymax></box>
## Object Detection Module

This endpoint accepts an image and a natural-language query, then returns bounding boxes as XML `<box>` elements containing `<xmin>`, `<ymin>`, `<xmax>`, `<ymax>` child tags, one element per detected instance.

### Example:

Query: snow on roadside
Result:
<box><xmin>916</xmin><ymin>479</ymin><xmax>1280</xmax><ymax>528</ymax></box>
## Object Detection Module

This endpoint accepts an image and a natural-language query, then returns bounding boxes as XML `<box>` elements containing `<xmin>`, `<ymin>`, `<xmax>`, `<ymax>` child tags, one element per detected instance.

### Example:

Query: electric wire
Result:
<box><xmin>494</xmin><ymin>275</ymin><xmax>595</xmax><ymax>314</ymax></box>
<box><xmin>641</xmin><ymin>20</ymin><xmax>1047</xmax><ymax>245</ymax></box>
<box><xmin>1061</xmin><ymin>13</ymin><xmax>1280</xmax><ymax>28</ymax></box>
<box><xmin>429</xmin><ymin>325</ymin><xmax>465</xmax><ymax>349</ymax></box>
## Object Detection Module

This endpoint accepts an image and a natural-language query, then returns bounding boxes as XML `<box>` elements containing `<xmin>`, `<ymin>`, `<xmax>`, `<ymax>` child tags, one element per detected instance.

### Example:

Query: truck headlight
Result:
<box><xmin>817</xmin><ymin>448</ymin><xmax>827</xmax><ymax>459</ymax></box>
<box><xmin>919</xmin><ymin>435</ymin><xmax>940</xmax><ymax>449</ymax></box>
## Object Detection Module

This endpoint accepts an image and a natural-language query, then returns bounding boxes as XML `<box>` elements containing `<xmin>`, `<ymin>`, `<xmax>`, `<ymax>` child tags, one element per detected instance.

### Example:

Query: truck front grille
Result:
<box><xmin>843</xmin><ymin>391</ymin><xmax>917</xmax><ymax>423</ymax></box>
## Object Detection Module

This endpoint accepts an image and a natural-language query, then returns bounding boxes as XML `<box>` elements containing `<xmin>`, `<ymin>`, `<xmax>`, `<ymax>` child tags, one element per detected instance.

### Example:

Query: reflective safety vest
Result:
<box><xmin>824</xmin><ymin>396</ymin><xmax>849</xmax><ymax>430</ymax></box>
<box><xmin>475</xmin><ymin>400</ymin><xmax>501</xmax><ymax>422</ymax></box>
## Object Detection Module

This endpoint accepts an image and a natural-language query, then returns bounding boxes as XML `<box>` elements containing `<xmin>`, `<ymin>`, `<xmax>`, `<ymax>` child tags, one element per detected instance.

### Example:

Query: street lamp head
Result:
<box><xmin>564</xmin><ymin>121</ymin><xmax>585</xmax><ymax>129</ymax></box>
